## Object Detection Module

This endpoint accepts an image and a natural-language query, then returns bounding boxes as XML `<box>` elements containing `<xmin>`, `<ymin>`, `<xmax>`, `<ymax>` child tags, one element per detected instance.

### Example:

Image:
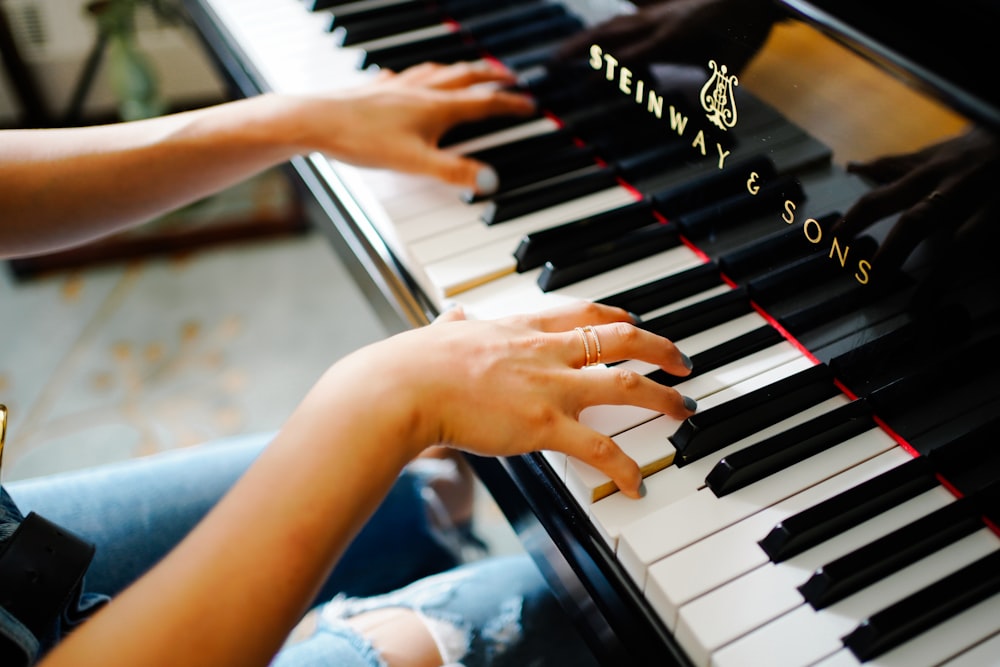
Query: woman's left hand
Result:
<box><xmin>284</xmin><ymin>60</ymin><xmax>536</xmax><ymax>194</ymax></box>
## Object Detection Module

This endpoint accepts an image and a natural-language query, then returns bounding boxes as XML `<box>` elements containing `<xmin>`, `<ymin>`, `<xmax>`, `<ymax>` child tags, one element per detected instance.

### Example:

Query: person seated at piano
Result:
<box><xmin>0</xmin><ymin>60</ymin><xmax>698</xmax><ymax>667</ymax></box>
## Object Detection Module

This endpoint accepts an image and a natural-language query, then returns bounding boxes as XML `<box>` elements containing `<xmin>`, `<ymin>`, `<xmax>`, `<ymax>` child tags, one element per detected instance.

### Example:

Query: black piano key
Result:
<box><xmin>651</xmin><ymin>154</ymin><xmax>778</xmax><ymax>219</ymax></box>
<box><xmin>596</xmin><ymin>263</ymin><xmax>724</xmax><ymax>316</ymax></box>
<box><xmin>481</xmin><ymin>167</ymin><xmax>619</xmax><ymax>225</ymax></box>
<box><xmin>464</xmin><ymin>127</ymin><xmax>574</xmax><ymax>171</ymax></box>
<box><xmin>747</xmin><ymin>235</ymin><xmax>878</xmax><ymax>307</ymax></box>
<box><xmin>776</xmin><ymin>269</ymin><xmax>912</xmax><ymax>336</ymax></box>
<box><xmin>480</xmin><ymin>14</ymin><xmax>583</xmax><ymax>57</ymax></box>
<box><xmin>438</xmin><ymin>112</ymin><xmax>544</xmax><ymax>148</ymax></box>
<box><xmin>669</xmin><ymin>363</ymin><xmax>841</xmax><ymax>466</ymax></box>
<box><xmin>335</xmin><ymin>7</ymin><xmax>448</xmax><ymax>45</ymax></box>
<box><xmin>332</xmin><ymin>0</ymin><xmax>529</xmax><ymax>37</ymax></box>
<box><xmin>369</xmin><ymin>5</ymin><xmax>574</xmax><ymax>70</ymax></box>
<box><xmin>641</xmin><ymin>286</ymin><xmax>752</xmax><ymax>342</ymax></box>
<box><xmin>671</xmin><ymin>174</ymin><xmax>805</xmax><ymax>238</ymax></box>
<box><xmin>799</xmin><ymin>484</ymin><xmax>999</xmax><ymax>610</ymax></box>
<box><xmin>646</xmin><ymin>326</ymin><xmax>784</xmax><ymax>390</ymax></box>
<box><xmin>718</xmin><ymin>212</ymin><xmax>840</xmax><ymax>283</ymax></box>
<box><xmin>613</xmin><ymin>143</ymin><xmax>692</xmax><ymax>181</ymax></box>
<box><xmin>465</xmin><ymin>143</ymin><xmax>599</xmax><ymax>203</ymax></box>
<box><xmin>537</xmin><ymin>223</ymin><xmax>680</xmax><ymax>292</ymax></box>
<box><xmin>842</xmin><ymin>549</ymin><xmax>1000</xmax><ymax>662</ymax></box>
<box><xmin>706</xmin><ymin>398</ymin><xmax>876</xmax><ymax>496</ymax></box>
<box><xmin>758</xmin><ymin>456</ymin><xmax>938</xmax><ymax>563</ymax></box>
<box><xmin>514</xmin><ymin>200</ymin><xmax>657</xmax><ymax>272</ymax></box>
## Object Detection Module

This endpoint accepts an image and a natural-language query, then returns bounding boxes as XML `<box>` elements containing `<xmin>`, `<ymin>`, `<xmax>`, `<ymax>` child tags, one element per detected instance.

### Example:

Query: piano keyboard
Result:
<box><xmin>186</xmin><ymin>0</ymin><xmax>1000</xmax><ymax>664</ymax></box>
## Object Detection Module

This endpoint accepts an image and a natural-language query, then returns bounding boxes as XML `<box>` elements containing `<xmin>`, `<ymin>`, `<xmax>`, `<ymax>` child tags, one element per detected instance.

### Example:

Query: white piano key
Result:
<box><xmin>591</xmin><ymin>386</ymin><xmax>845</xmax><ymax>550</ymax></box>
<box><xmin>565</xmin><ymin>416</ymin><xmax>679</xmax><ymax>505</ymax></box>
<box><xmin>444</xmin><ymin>117</ymin><xmax>563</xmax><ymax>156</ymax></box>
<box><xmin>617</xmin><ymin>420</ymin><xmax>897</xmax><ymax>586</ymax></box>
<box><xmin>579</xmin><ymin>345</ymin><xmax>810</xmax><ymax>439</ymax></box>
<box><xmin>418</xmin><ymin>188</ymin><xmax>639</xmax><ymax>295</ymax></box>
<box><xmin>938</xmin><ymin>626</ymin><xmax>1000</xmax><ymax>667</ymax></box>
<box><xmin>644</xmin><ymin>447</ymin><xmax>912</xmax><ymax>629</ymax></box>
<box><xmin>411</xmin><ymin>185</ymin><xmax>636</xmax><ymax>263</ymax></box>
<box><xmin>709</xmin><ymin>532</ymin><xmax>1000</xmax><ymax>667</ymax></box>
<box><xmin>865</xmin><ymin>568</ymin><xmax>1000</xmax><ymax>667</ymax></box>
<box><xmin>675</xmin><ymin>486</ymin><xmax>958</xmax><ymax>666</ymax></box>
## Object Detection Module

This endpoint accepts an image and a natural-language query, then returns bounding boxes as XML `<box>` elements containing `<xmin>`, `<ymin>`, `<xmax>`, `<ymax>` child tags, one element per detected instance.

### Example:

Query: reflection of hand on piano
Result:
<box><xmin>833</xmin><ymin>127</ymin><xmax>1000</xmax><ymax>271</ymax></box>
<box><xmin>352</xmin><ymin>301</ymin><xmax>696</xmax><ymax>498</ymax></box>
<box><xmin>555</xmin><ymin>0</ymin><xmax>777</xmax><ymax>73</ymax></box>
<box><xmin>301</xmin><ymin>60</ymin><xmax>535</xmax><ymax>193</ymax></box>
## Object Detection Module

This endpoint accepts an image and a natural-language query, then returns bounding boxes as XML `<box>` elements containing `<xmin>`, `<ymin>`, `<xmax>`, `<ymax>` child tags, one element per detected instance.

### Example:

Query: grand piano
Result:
<box><xmin>178</xmin><ymin>0</ymin><xmax>1000</xmax><ymax>664</ymax></box>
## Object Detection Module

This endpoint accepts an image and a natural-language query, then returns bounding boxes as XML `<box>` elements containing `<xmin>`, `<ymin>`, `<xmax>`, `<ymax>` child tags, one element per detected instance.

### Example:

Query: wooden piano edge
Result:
<box><xmin>180</xmin><ymin>2</ymin><xmax>694</xmax><ymax>663</ymax></box>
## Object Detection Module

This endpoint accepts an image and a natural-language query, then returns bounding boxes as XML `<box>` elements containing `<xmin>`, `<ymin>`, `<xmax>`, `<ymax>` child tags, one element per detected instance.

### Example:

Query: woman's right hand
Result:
<box><xmin>320</xmin><ymin>302</ymin><xmax>696</xmax><ymax>498</ymax></box>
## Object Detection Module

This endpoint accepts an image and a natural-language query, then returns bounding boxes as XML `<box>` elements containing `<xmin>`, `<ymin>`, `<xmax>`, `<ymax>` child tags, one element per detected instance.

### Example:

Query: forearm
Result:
<box><xmin>0</xmin><ymin>94</ymin><xmax>314</xmax><ymax>257</ymax></box>
<box><xmin>39</xmin><ymin>354</ymin><xmax>426</xmax><ymax>667</ymax></box>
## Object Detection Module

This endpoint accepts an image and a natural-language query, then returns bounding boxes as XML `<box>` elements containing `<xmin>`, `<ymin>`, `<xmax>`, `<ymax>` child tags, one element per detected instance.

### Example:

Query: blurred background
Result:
<box><xmin>0</xmin><ymin>0</ymin><xmax>519</xmax><ymax>553</ymax></box>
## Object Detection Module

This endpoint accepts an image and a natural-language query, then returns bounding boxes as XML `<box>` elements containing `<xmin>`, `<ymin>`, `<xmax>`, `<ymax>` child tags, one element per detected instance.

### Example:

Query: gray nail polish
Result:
<box><xmin>637</xmin><ymin>480</ymin><xmax>647</xmax><ymax>498</ymax></box>
<box><xmin>628</xmin><ymin>311</ymin><xmax>643</xmax><ymax>325</ymax></box>
<box><xmin>683</xmin><ymin>395</ymin><xmax>698</xmax><ymax>412</ymax></box>
<box><xmin>476</xmin><ymin>165</ymin><xmax>499</xmax><ymax>195</ymax></box>
<box><xmin>680</xmin><ymin>352</ymin><xmax>693</xmax><ymax>370</ymax></box>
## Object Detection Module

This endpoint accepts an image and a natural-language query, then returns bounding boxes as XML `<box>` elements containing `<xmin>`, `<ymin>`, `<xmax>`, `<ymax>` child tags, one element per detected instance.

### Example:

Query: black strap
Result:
<box><xmin>0</xmin><ymin>512</ymin><xmax>95</xmax><ymax>640</ymax></box>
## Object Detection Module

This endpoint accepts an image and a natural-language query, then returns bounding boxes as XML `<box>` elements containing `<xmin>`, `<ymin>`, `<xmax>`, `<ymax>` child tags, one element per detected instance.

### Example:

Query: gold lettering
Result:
<box><xmin>746</xmin><ymin>172</ymin><xmax>761</xmax><ymax>195</ymax></box>
<box><xmin>668</xmin><ymin>105</ymin><xmax>688</xmax><ymax>134</ymax></box>
<box><xmin>782</xmin><ymin>200</ymin><xmax>796</xmax><ymax>224</ymax></box>
<box><xmin>829</xmin><ymin>236</ymin><xmax>849</xmax><ymax>266</ymax></box>
<box><xmin>692</xmin><ymin>130</ymin><xmax>707</xmax><ymax>155</ymax></box>
<box><xmin>603</xmin><ymin>53</ymin><xmax>619</xmax><ymax>81</ymax></box>
<box><xmin>717</xmin><ymin>144</ymin><xmax>731</xmax><ymax>170</ymax></box>
<box><xmin>635</xmin><ymin>78</ymin><xmax>645</xmax><ymax>105</ymax></box>
<box><xmin>619</xmin><ymin>67</ymin><xmax>632</xmax><ymax>95</ymax></box>
<box><xmin>588</xmin><ymin>44</ymin><xmax>603</xmax><ymax>70</ymax></box>
<box><xmin>803</xmin><ymin>217</ymin><xmax>822</xmax><ymax>243</ymax></box>
<box><xmin>855</xmin><ymin>259</ymin><xmax>871</xmax><ymax>285</ymax></box>
<box><xmin>647</xmin><ymin>90</ymin><xmax>664</xmax><ymax>119</ymax></box>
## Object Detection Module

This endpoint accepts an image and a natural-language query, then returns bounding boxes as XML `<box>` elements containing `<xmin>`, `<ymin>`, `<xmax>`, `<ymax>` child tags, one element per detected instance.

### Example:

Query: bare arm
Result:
<box><xmin>0</xmin><ymin>61</ymin><xmax>534</xmax><ymax>258</ymax></box>
<box><xmin>36</xmin><ymin>302</ymin><xmax>696</xmax><ymax>667</ymax></box>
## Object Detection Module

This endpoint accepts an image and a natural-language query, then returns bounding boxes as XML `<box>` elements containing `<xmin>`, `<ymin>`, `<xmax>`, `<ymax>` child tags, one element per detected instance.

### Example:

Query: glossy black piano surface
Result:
<box><xmin>180</xmin><ymin>0</ymin><xmax>1000</xmax><ymax>664</ymax></box>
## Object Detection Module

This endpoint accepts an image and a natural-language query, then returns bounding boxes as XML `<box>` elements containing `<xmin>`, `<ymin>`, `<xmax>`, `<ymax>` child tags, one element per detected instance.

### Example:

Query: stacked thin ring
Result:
<box><xmin>575</xmin><ymin>325</ymin><xmax>602</xmax><ymax>366</ymax></box>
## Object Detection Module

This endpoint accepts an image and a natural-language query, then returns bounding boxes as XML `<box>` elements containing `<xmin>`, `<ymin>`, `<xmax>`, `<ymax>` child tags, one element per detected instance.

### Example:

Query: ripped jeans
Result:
<box><xmin>275</xmin><ymin>555</ymin><xmax>600</xmax><ymax>667</ymax></box>
<box><xmin>4</xmin><ymin>433</ymin><xmax>599</xmax><ymax>666</ymax></box>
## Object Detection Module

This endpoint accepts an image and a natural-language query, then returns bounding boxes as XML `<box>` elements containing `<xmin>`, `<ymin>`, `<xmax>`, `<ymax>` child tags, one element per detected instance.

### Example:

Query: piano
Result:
<box><xmin>178</xmin><ymin>0</ymin><xmax>1000</xmax><ymax>664</ymax></box>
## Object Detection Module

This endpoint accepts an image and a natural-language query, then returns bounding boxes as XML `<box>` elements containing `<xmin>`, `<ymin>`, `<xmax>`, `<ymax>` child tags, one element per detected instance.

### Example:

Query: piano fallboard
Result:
<box><xmin>181</xmin><ymin>0</ymin><xmax>1000</xmax><ymax>664</ymax></box>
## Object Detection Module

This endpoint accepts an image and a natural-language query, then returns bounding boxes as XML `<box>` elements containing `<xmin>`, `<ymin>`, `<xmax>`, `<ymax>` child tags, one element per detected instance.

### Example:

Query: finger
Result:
<box><xmin>573</xmin><ymin>364</ymin><xmax>697</xmax><ymax>420</ymax></box>
<box><xmin>417</xmin><ymin>150</ymin><xmax>500</xmax><ymax>195</ymax></box>
<box><xmin>561</xmin><ymin>321</ymin><xmax>693</xmax><ymax>377</ymax></box>
<box><xmin>421</xmin><ymin>60</ymin><xmax>518</xmax><ymax>90</ymax></box>
<box><xmin>441</xmin><ymin>88</ymin><xmax>537</xmax><ymax>127</ymax></box>
<box><xmin>551</xmin><ymin>418</ymin><xmax>644</xmax><ymax>499</ymax></box>
<box><xmin>512</xmin><ymin>301</ymin><xmax>635</xmax><ymax>333</ymax></box>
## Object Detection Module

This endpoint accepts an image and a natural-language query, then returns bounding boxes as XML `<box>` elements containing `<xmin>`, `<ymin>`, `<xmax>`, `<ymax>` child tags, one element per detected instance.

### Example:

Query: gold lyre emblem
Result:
<box><xmin>700</xmin><ymin>60</ymin><xmax>739</xmax><ymax>131</ymax></box>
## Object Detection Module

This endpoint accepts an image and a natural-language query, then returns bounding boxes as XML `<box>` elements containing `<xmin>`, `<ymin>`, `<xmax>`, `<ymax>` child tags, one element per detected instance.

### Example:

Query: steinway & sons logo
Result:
<box><xmin>587</xmin><ymin>43</ymin><xmax>872</xmax><ymax>286</ymax></box>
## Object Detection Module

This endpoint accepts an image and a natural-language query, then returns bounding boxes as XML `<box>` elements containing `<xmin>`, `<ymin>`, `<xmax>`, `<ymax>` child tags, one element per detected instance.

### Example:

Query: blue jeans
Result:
<box><xmin>3</xmin><ymin>434</ymin><xmax>598</xmax><ymax>666</ymax></box>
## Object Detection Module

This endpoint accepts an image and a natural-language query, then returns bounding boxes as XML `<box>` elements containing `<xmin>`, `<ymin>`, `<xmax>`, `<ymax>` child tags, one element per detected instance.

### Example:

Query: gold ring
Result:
<box><xmin>575</xmin><ymin>327</ymin><xmax>592</xmax><ymax>366</ymax></box>
<box><xmin>583</xmin><ymin>325</ymin><xmax>602</xmax><ymax>365</ymax></box>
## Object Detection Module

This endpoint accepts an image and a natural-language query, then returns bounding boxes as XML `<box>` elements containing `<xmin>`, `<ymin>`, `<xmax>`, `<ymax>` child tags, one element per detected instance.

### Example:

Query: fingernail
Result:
<box><xmin>629</xmin><ymin>311</ymin><xmax>643</xmax><ymax>325</ymax></box>
<box><xmin>476</xmin><ymin>165</ymin><xmax>499</xmax><ymax>195</ymax></box>
<box><xmin>636</xmin><ymin>480</ymin><xmax>647</xmax><ymax>498</ymax></box>
<box><xmin>683</xmin><ymin>395</ymin><xmax>698</xmax><ymax>412</ymax></box>
<box><xmin>680</xmin><ymin>352</ymin><xmax>693</xmax><ymax>370</ymax></box>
